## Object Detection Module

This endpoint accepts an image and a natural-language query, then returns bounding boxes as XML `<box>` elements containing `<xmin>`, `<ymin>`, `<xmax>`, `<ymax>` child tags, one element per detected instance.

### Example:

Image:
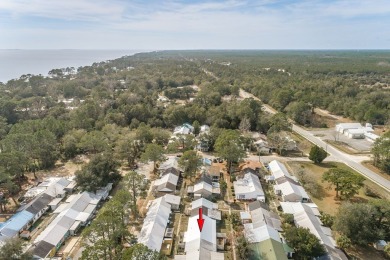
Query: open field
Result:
<box><xmin>286</xmin><ymin>161</ymin><xmax>390</xmax><ymax>216</ymax></box>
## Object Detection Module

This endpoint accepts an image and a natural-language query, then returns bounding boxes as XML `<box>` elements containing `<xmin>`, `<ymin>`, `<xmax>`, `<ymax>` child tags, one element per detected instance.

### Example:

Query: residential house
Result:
<box><xmin>153</xmin><ymin>172</ymin><xmax>179</xmax><ymax>197</ymax></box>
<box><xmin>254</xmin><ymin>139</ymin><xmax>271</xmax><ymax>154</ymax></box>
<box><xmin>243</xmin><ymin>201</ymin><xmax>289</xmax><ymax>260</ymax></box>
<box><xmin>200</xmin><ymin>125</ymin><xmax>210</xmax><ymax>134</ymax></box>
<box><xmin>175</xmin><ymin>198</ymin><xmax>225</xmax><ymax>260</ymax></box>
<box><xmin>280</xmin><ymin>202</ymin><xmax>348</xmax><ymax>260</ymax></box>
<box><xmin>233</xmin><ymin>172</ymin><xmax>265</xmax><ymax>202</ymax></box>
<box><xmin>163</xmin><ymin>194</ymin><xmax>181</xmax><ymax>211</ymax></box>
<box><xmin>138</xmin><ymin>197</ymin><xmax>172</xmax><ymax>252</ymax></box>
<box><xmin>159</xmin><ymin>156</ymin><xmax>181</xmax><ymax>171</ymax></box>
<box><xmin>336</xmin><ymin>123</ymin><xmax>363</xmax><ymax>134</ymax></box>
<box><xmin>274</xmin><ymin>177</ymin><xmax>310</xmax><ymax>202</ymax></box>
<box><xmin>187</xmin><ymin>175</ymin><xmax>220</xmax><ymax>199</ymax></box>
<box><xmin>173</xmin><ymin>123</ymin><xmax>194</xmax><ymax>135</ymax></box>
<box><xmin>267</xmin><ymin>160</ymin><xmax>310</xmax><ymax>203</ymax></box>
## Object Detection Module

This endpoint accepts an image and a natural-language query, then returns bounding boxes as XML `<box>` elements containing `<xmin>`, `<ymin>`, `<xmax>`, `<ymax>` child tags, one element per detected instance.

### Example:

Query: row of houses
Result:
<box><xmin>152</xmin><ymin>156</ymin><xmax>184</xmax><ymax>199</ymax></box>
<box><xmin>264</xmin><ymin>160</ymin><xmax>346</xmax><ymax>259</ymax></box>
<box><xmin>280</xmin><ymin>202</ymin><xmax>348</xmax><ymax>260</ymax></box>
<box><xmin>267</xmin><ymin>160</ymin><xmax>310</xmax><ymax>202</ymax></box>
<box><xmin>0</xmin><ymin>178</ymin><xmax>73</xmax><ymax>246</ymax></box>
<box><xmin>240</xmin><ymin>201</ymin><xmax>292</xmax><ymax>260</ymax></box>
<box><xmin>30</xmin><ymin>186</ymin><xmax>112</xmax><ymax>259</ymax></box>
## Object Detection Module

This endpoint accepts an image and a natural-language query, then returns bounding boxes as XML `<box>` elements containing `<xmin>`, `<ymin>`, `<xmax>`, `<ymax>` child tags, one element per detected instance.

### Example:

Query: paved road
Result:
<box><xmin>239</xmin><ymin>88</ymin><xmax>390</xmax><ymax>192</ymax></box>
<box><xmin>293</xmin><ymin>125</ymin><xmax>390</xmax><ymax>192</ymax></box>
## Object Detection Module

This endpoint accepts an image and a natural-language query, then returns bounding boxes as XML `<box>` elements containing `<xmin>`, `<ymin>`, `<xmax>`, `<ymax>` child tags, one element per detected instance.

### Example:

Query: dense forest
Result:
<box><xmin>0</xmin><ymin>50</ymin><xmax>389</xmax><ymax>203</ymax></box>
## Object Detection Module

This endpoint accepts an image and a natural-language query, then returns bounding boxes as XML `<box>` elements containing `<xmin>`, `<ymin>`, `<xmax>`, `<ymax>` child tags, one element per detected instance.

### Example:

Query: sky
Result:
<box><xmin>0</xmin><ymin>0</ymin><xmax>389</xmax><ymax>50</ymax></box>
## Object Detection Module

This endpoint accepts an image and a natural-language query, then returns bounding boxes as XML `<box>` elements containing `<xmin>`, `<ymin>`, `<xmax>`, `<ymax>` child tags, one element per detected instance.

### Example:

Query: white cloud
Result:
<box><xmin>0</xmin><ymin>0</ymin><xmax>390</xmax><ymax>49</ymax></box>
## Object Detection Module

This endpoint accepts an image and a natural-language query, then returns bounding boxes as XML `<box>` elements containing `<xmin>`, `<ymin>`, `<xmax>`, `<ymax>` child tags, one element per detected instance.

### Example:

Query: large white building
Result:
<box><xmin>336</xmin><ymin>123</ymin><xmax>375</xmax><ymax>139</ymax></box>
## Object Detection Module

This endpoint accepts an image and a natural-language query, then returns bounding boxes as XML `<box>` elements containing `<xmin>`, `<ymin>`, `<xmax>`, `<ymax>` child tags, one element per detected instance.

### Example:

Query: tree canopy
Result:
<box><xmin>214</xmin><ymin>129</ymin><xmax>246</xmax><ymax>174</ymax></box>
<box><xmin>322</xmin><ymin>168</ymin><xmax>365</xmax><ymax>200</ymax></box>
<box><xmin>309</xmin><ymin>145</ymin><xmax>327</xmax><ymax>164</ymax></box>
<box><xmin>284</xmin><ymin>226</ymin><xmax>326</xmax><ymax>259</ymax></box>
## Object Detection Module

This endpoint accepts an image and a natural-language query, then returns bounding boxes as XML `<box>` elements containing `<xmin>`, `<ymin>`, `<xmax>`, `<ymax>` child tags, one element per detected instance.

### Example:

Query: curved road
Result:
<box><xmin>239</xmin><ymin>89</ymin><xmax>390</xmax><ymax>192</ymax></box>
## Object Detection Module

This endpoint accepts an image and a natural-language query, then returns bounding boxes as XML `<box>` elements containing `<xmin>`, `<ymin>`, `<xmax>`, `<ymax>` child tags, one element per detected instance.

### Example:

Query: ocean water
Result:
<box><xmin>0</xmin><ymin>49</ymin><xmax>142</xmax><ymax>83</ymax></box>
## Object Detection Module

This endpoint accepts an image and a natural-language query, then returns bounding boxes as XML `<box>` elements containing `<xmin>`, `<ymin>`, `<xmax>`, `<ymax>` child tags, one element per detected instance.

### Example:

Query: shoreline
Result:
<box><xmin>0</xmin><ymin>49</ymin><xmax>147</xmax><ymax>83</ymax></box>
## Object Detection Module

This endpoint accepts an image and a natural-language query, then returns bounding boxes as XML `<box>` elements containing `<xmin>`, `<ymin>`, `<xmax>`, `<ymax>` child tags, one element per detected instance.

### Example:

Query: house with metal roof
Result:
<box><xmin>234</xmin><ymin>172</ymin><xmax>265</xmax><ymax>202</ymax></box>
<box><xmin>242</xmin><ymin>201</ymin><xmax>289</xmax><ymax>260</ymax></box>
<box><xmin>138</xmin><ymin>197</ymin><xmax>172</xmax><ymax>252</ymax></box>
<box><xmin>173</xmin><ymin>123</ymin><xmax>194</xmax><ymax>135</ymax></box>
<box><xmin>175</xmin><ymin>198</ymin><xmax>225</xmax><ymax>260</ymax></box>
<box><xmin>31</xmin><ymin>191</ymin><xmax>102</xmax><ymax>259</ymax></box>
<box><xmin>280</xmin><ymin>202</ymin><xmax>347</xmax><ymax>260</ymax></box>
<box><xmin>267</xmin><ymin>160</ymin><xmax>310</xmax><ymax>202</ymax></box>
<box><xmin>274</xmin><ymin>177</ymin><xmax>310</xmax><ymax>202</ymax></box>
<box><xmin>187</xmin><ymin>174</ymin><xmax>220</xmax><ymax>199</ymax></box>
<box><xmin>153</xmin><ymin>172</ymin><xmax>179</xmax><ymax>197</ymax></box>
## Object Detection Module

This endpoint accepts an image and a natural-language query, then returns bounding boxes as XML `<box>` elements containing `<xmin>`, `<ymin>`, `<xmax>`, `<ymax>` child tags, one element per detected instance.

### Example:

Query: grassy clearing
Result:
<box><xmin>362</xmin><ymin>161</ymin><xmax>390</xmax><ymax>182</ymax></box>
<box><xmin>324</xmin><ymin>139</ymin><xmax>367</xmax><ymax>155</ymax></box>
<box><xmin>290</xmin><ymin>132</ymin><xmax>313</xmax><ymax>155</ymax></box>
<box><xmin>286</xmin><ymin>161</ymin><xmax>390</xmax><ymax>216</ymax></box>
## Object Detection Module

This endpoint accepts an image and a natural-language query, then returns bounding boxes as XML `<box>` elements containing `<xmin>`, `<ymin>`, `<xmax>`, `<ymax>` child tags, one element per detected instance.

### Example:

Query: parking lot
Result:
<box><xmin>310</xmin><ymin>129</ymin><xmax>373</xmax><ymax>152</ymax></box>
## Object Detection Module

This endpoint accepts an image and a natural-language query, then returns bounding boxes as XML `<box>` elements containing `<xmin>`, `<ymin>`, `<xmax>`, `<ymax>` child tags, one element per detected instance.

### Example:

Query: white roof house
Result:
<box><xmin>154</xmin><ymin>173</ymin><xmax>179</xmax><ymax>190</ymax></box>
<box><xmin>274</xmin><ymin>177</ymin><xmax>310</xmax><ymax>202</ymax></box>
<box><xmin>138</xmin><ymin>197</ymin><xmax>172</xmax><ymax>252</ymax></box>
<box><xmin>191</xmin><ymin>198</ymin><xmax>218</xmax><ymax>211</ymax></box>
<box><xmin>247</xmin><ymin>201</ymin><xmax>282</xmax><ymax>231</ymax></box>
<box><xmin>245</xmin><ymin>223</ymin><xmax>281</xmax><ymax>243</ymax></box>
<box><xmin>175</xmin><ymin>198</ymin><xmax>224</xmax><ymax>260</ymax></box>
<box><xmin>24</xmin><ymin>177</ymin><xmax>70</xmax><ymax>199</ymax></box>
<box><xmin>163</xmin><ymin>194</ymin><xmax>181</xmax><ymax>210</ymax></box>
<box><xmin>268</xmin><ymin>160</ymin><xmax>292</xmax><ymax>181</ymax></box>
<box><xmin>188</xmin><ymin>175</ymin><xmax>220</xmax><ymax>198</ymax></box>
<box><xmin>345</xmin><ymin>128</ymin><xmax>365</xmax><ymax>139</ymax></box>
<box><xmin>268</xmin><ymin>160</ymin><xmax>310</xmax><ymax>203</ymax></box>
<box><xmin>233</xmin><ymin>173</ymin><xmax>265</xmax><ymax>201</ymax></box>
<box><xmin>280</xmin><ymin>202</ymin><xmax>320</xmax><ymax>216</ymax></box>
<box><xmin>173</xmin><ymin>123</ymin><xmax>194</xmax><ymax>135</ymax></box>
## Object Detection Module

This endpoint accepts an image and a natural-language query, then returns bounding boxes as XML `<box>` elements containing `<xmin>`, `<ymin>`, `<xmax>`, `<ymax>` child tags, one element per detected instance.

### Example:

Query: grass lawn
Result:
<box><xmin>290</xmin><ymin>132</ymin><xmax>313</xmax><ymax>155</ymax></box>
<box><xmin>286</xmin><ymin>161</ymin><xmax>390</xmax><ymax>216</ymax></box>
<box><xmin>362</xmin><ymin>161</ymin><xmax>390</xmax><ymax>182</ymax></box>
<box><xmin>345</xmin><ymin>244</ymin><xmax>388</xmax><ymax>260</ymax></box>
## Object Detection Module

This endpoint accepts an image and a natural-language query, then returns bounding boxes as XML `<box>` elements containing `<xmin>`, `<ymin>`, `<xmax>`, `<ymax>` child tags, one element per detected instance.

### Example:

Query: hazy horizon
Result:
<box><xmin>1</xmin><ymin>1</ymin><xmax>390</xmax><ymax>50</ymax></box>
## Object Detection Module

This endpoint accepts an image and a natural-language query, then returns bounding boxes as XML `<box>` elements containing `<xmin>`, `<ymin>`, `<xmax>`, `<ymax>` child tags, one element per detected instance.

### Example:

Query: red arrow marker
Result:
<box><xmin>197</xmin><ymin>208</ymin><xmax>205</xmax><ymax>232</ymax></box>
